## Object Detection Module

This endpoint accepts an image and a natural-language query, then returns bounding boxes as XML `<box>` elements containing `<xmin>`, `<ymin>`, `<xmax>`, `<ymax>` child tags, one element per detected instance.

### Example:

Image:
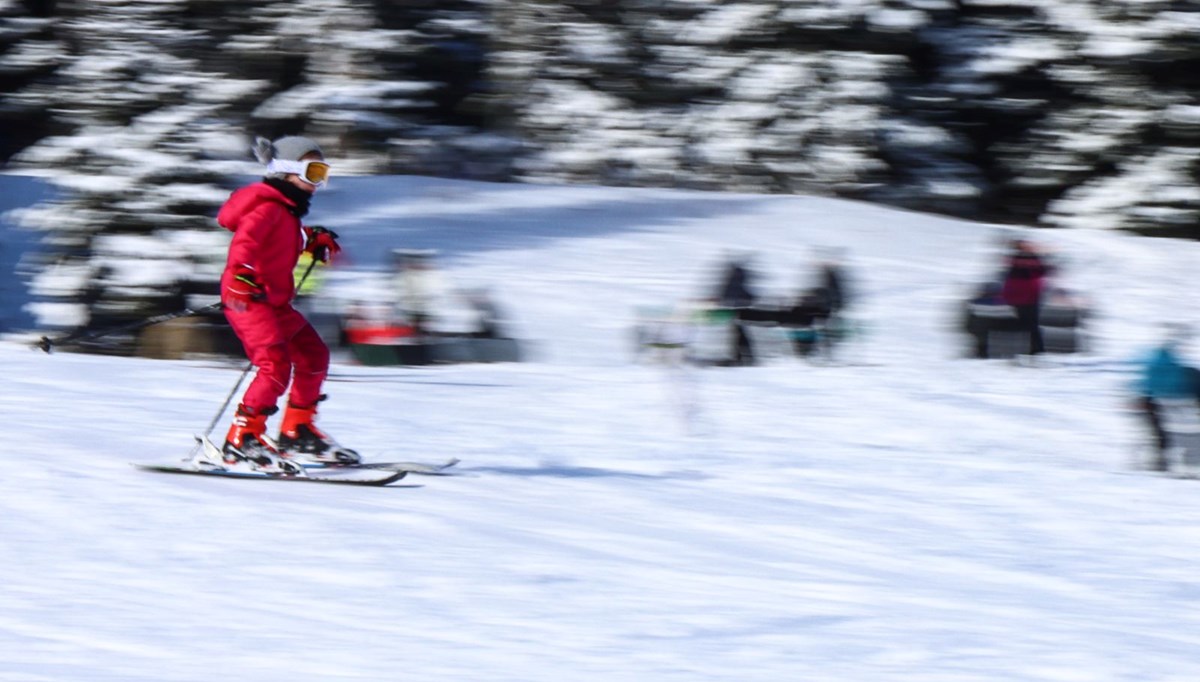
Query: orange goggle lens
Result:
<box><xmin>303</xmin><ymin>161</ymin><xmax>330</xmax><ymax>185</ymax></box>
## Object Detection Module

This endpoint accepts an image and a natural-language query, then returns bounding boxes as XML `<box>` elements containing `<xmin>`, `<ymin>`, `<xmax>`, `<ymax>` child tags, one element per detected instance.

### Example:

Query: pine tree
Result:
<box><xmin>1028</xmin><ymin>1</ymin><xmax>1200</xmax><ymax>235</ymax></box>
<box><xmin>900</xmin><ymin>0</ymin><xmax>1200</xmax><ymax>233</ymax></box>
<box><xmin>6</xmin><ymin>0</ymin><xmax>265</xmax><ymax>346</ymax></box>
<box><xmin>0</xmin><ymin>0</ymin><xmax>65</xmax><ymax>161</ymax></box>
<box><xmin>383</xmin><ymin>0</ymin><xmax>516</xmax><ymax>180</ymax></box>
<box><xmin>187</xmin><ymin>0</ymin><xmax>501</xmax><ymax>179</ymax></box>
<box><xmin>490</xmin><ymin>1</ymin><xmax>918</xmax><ymax>197</ymax></box>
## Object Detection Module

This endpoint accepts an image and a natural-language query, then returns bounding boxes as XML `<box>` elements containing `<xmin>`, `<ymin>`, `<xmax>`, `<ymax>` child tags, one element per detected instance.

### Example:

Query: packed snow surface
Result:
<box><xmin>3</xmin><ymin>177</ymin><xmax>1200</xmax><ymax>681</ymax></box>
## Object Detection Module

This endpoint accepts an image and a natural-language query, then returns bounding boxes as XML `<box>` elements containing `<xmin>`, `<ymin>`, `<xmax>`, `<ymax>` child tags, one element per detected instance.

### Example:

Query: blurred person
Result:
<box><xmin>752</xmin><ymin>252</ymin><xmax>852</xmax><ymax>360</ymax></box>
<box><xmin>713</xmin><ymin>256</ymin><xmax>758</xmax><ymax>365</ymax></box>
<box><xmin>811</xmin><ymin>250</ymin><xmax>853</xmax><ymax>358</ymax></box>
<box><xmin>961</xmin><ymin>281</ymin><xmax>1019</xmax><ymax>359</ymax></box>
<box><xmin>783</xmin><ymin>287</ymin><xmax>834</xmax><ymax>359</ymax></box>
<box><xmin>391</xmin><ymin>249</ymin><xmax>447</xmax><ymax>338</ymax></box>
<box><xmin>1134</xmin><ymin>326</ymin><xmax>1200</xmax><ymax>471</ymax></box>
<box><xmin>464</xmin><ymin>287</ymin><xmax>507</xmax><ymax>339</ymax></box>
<box><xmin>716</xmin><ymin>256</ymin><xmax>756</xmax><ymax>309</ymax></box>
<box><xmin>816</xmin><ymin>248</ymin><xmax>851</xmax><ymax>318</ymax></box>
<box><xmin>216</xmin><ymin>135</ymin><xmax>351</xmax><ymax>470</ymax></box>
<box><xmin>1000</xmin><ymin>238</ymin><xmax>1053</xmax><ymax>355</ymax></box>
<box><xmin>291</xmin><ymin>245</ymin><xmax>345</xmax><ymax>350</ymax></box>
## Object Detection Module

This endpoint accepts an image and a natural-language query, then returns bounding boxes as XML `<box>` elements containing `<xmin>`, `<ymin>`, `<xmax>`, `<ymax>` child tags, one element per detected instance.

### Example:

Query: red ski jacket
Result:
<box><xmin>217</xmin><ymin>182</ymin><xmax>304</xmax><ymax>307</ymax></box>
<box><xmin>1001</xmin><ymin>253</ymin><xmax>1050</xmax><ymax>307</ymax></box>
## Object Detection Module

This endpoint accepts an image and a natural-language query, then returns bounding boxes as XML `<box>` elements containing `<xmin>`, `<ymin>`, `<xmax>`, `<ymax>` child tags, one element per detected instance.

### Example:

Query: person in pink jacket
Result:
<box><xmin>1000</xmin><ymin>238</ymin><xmax>1053</xmax><ymax>355</ymax></box>
<box><xmin>217</xmin><ymin>135</ymin><xmax>350</xmax><ymax>469</ymax></box>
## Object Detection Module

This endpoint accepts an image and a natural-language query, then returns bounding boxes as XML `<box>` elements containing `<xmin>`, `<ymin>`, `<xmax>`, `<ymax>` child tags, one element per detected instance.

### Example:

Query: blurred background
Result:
<box><xmin>1</xmin><ymin>0</ymin><xmax>1197</xmax><ymax>356</ymax></box>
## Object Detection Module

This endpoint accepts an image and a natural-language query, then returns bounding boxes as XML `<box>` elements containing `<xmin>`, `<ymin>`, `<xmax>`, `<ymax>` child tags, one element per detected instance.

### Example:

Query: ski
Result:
<box><xmin>134</xmin><ymin>463</ymin><xmax>409</xmax><ymax>486</ymax></box>
<box><xmin>301</xmin><ymin>457</ymin><xmax>461</xmax><ymax>475</ymax></box>
<box><xmin>1115</xmin><ymin>469</ymin><xmax>1200</xmax><ymax>481</ymax></box>
<box><xmin>134</xmin><ymin>436</ymin><xmax>455</xmax><ymax>485</ymax></box>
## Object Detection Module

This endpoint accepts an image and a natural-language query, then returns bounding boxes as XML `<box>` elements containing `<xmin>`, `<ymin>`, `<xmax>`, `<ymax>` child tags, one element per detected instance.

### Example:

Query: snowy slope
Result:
<box><xmin>3</xmin><ymin>178</ymin><xmax>1200</xmax><ymax>682</ymax></box>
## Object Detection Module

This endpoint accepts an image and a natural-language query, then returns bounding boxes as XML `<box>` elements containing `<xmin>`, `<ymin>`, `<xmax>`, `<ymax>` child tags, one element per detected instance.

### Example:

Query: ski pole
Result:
<box><xmin>200</xmin><ymin>364</ymin><xmax>252</xmax><ymax>439</ymax></box>
<box><xmin>35</xmin><ymin>301</ymin><xmax>225</xmax><ymax>353</ymax></box>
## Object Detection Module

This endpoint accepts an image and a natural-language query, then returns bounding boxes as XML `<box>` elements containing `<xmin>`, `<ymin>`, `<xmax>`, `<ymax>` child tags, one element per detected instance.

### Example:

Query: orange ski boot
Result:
<box><xmin>222</xmin><ymin>404</ymin><xmax>298</xmax><ymax>473</ymax></box>
<box><xmin>277</xmin><ymin>399</ymin><xmax>361</xmax><ymax>464</ymax></box>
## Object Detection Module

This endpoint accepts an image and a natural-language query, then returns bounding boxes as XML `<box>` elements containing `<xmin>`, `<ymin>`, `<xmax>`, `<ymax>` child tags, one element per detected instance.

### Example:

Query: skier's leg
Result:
<box><xmin>285</xmin><ymin>317</ymin><xmax>329</xmax><ymax>407</ymax></box>
<box><xmin>1140</xmin><ymin>397</ymin><xmax>1170</xmax><ymax>470</ymax></box>
<box><xmin>240</xmin><ymin>342</ymin><xmax>292</xmax><ymax>409</ymax></box>
<box><xmin>1187</xmin><ymin>367</ymin><xmax>1200</xmax><ymax>416</ymax></box>
<box><xmin>1030</xmin><ymin>303</ymin><xmax>1045</xmax><ymax>355</ymax></box>
<box><xmin>735</xmin><ymin>323</ymin><xmax>754</xmax><ymax>365</ymax></box>
<box><xmin>1013</xmin><ymin>305</ymin><xmax>1038</xmax><ymax>355</ymax></box>
<box><xmin>224</xmin><ymin>304</ymin><xmax>291</xmax><ymax>408</ymax></box>
<box><xmin>218</xmin><ymin>304</ymin><xmax>298</xmax><ymax>470</ymax></box>
<box><xmin>277</xmin><ymin>320</ymin><xmax>356</xmax><ymax>461</ymax></box>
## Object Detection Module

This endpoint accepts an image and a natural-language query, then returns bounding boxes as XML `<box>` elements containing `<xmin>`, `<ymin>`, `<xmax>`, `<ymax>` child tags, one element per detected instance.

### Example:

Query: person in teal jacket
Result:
<box><xmin>1135</xmin><ymin>329</ymin><xmax>1200</xmax><ymax>470</ymax></box>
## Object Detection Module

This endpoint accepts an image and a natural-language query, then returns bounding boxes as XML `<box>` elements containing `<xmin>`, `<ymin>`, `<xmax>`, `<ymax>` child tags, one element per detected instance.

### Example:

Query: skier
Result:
<box><xmin>713</xmin><ymin>256</ymin><xmax>758</xmax><ymax>366</ymax></box>
<box><xmin>1134</xmin><ymin>326</ymin><xmax>1200</xmax><ymax>471</ymax></box>
<box><xmin>999</xmin><ymin>239</ymin><xmax>1053</xmax><ymax>355</ymax></box>
<box><xmin>809</xmin><ymin>250</ymin><xmax>853</xmax><ymax>359</ymax></box>
<box><xmin>216</xmin><ymin>135</ymin><xmax>347</xmax><ymax>469</ymax></box>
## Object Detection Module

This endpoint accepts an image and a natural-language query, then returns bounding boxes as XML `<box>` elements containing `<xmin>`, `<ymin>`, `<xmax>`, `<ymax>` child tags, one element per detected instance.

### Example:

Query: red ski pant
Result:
<box><xmin>224</xmin><ymin>302</ymin><xmax>329</xmax><ymax>412</ymax></box>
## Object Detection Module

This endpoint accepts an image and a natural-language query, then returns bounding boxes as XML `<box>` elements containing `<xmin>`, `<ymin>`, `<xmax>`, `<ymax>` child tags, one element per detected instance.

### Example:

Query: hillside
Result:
<box><xmin>2</xmin><ymin>178</ymin><xmax>1200</xmax><ymax>681</ymax></box>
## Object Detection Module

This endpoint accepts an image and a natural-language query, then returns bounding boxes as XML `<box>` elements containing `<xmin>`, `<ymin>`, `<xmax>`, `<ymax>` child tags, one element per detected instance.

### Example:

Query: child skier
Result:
<box><xmin>216</xmin><ymin>135</ymin><xmax>350</xmax><ymax>469</ymax></box>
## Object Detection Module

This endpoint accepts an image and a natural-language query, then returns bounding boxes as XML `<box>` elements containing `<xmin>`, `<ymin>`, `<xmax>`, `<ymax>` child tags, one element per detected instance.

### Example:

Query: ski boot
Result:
<box><xmin>223</xmin><ymin>404</ymin><xmax>303</xmax><ymax>475</ymax></box>
<box><xmin>277</xmin><ymin>398</ymin><xmax>361</xmax><ymax>465</ymax></box>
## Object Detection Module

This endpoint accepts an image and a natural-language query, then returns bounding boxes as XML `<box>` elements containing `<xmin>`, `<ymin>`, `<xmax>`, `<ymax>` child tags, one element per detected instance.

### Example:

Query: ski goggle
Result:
<box><xmin>267</xmin><ymin>159</ymin><xmax>331</xmax><ymax>187</ymax></box>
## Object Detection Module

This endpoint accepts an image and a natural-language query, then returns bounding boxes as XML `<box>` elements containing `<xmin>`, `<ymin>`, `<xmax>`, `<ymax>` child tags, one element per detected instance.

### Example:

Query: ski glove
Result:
<box><xmin>226</xmin><ymin>264</ymin><xmax>265</xmax><ymax>310</ymax></box>
<box><xmin>303</xmin><ymin>225</ymin><xmax>341</xmax><ymax>263</ymax></box>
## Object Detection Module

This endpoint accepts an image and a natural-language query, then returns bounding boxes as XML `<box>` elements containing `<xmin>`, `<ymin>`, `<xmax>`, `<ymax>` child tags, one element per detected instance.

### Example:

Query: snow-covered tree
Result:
<box><xmin>209</xmin><ymin>0</ymin><xmax>505</xmax><ymax>178</ymax></box>
<box><xmin>1026</xmin><ymin>1</ymin><xmax>1200</xmax><ymax>234</ymax></box>
<box><xmin>212</xmin><ymin>0</ymin><xmax>423</xmax><ymax>174</ymax></box>
<box><xmin>6</xmin><ymin>0</ymin><xmax>265</xmax><ymax>343</ymax></box>
<box><xmin>370</xmin><ymin>0</ymin><xmax>516</xmax><ymax>179</ymax></box>
<box><xmin>0</xmin><ymin>0</ymin><xmax>65</xmax><ymax>161</ymax></box>
<box><xmin>491</xmin><ymin>0</ymin><xmax>1200</xmax><ymax>236</ymax></box>
<box><xmin>900</xmin><ymin>0</ymin><xmax>1200</xmax><ymax>232</ymax></box>
<box><xmin>491</xmin><ymin>1</ymin><xmax>926</xmax><ymax>198</ymax></box>
<box><xmin>5</xmin><ymin>0</ymin><xmax>1200</xmax><ymax>347</ymax></box>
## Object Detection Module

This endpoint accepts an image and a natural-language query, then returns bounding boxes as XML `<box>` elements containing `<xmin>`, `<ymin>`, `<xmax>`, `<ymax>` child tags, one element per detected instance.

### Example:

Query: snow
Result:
<box><xmin>866</xmin><ymin>8</ymin><xmax>928</xmax><ymax>31</ymax></box>
<box><xmin>1045</xmin><ymin>149</ymin><xmax>1200</xmax><ymax>230</ymax></box>
<box><xmin>968</xmin><ymin>37</ymin><xmax>1067</xmax><ymax>76</ymax></box>
<box><xmin>4</xmin><ymin>176</ymin><xmax>1200</xmax><ymax>681</ymax></box>
<box><xmin>562</xmin><ymin>23</ymin><xmax>627</xmax><ymax>64</ymax></box>
<box><xmin>678</xmin><ymin>5</ymin><xmax>776</xmax><ymax>45</ymax></box>
<box><xmin>1165</xmin><ymin>105</ymin><xmax>1200</xmax><ymax>127</ymax></box>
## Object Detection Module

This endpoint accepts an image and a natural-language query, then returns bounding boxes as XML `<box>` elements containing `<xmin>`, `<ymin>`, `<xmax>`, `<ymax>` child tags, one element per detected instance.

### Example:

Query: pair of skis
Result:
<box><xmin>136</xmin><ymin>436</ymin><xmax>459</xmax><ymax>487</ymax></box>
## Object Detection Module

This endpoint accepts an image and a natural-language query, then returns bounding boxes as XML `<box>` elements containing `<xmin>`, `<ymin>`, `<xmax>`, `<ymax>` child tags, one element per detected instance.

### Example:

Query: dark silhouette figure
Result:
<box><xmin>713</xmin><ymin>258</ymin><xmax>758</xmax><ymax>365</ymax></box>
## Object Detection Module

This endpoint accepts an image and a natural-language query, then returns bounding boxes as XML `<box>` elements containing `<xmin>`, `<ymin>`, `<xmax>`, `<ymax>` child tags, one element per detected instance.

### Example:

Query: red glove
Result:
<box><xmin>303</xmin><ymin>225</ymin><xmax>341</xmax><ymax>263</ymax></box>
<box><xmin>226</xmin><ymin>264</ymin><xmax>265</xmax><ymax>310</ymax></box>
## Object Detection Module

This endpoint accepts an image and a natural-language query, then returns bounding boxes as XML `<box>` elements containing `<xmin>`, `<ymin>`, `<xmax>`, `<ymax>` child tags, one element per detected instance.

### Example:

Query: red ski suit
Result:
<box><xmin>217</xmin><ymin>182</ymin><xmax>328</xmax><ymax>412</ymax></box>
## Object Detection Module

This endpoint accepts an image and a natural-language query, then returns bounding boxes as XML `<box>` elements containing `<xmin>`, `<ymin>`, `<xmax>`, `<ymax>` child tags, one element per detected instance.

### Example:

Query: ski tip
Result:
<box><xmin>381</xmin><ymin>470</ymin><xmax>409</xmax><ymax>485</ymax></box>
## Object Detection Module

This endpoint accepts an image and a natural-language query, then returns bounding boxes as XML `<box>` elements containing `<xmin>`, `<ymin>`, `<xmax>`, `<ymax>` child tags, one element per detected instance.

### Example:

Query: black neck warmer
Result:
<box><xmin>264</xmin><ymin>177</ymin><xmax>313</xmax><ymax>218</ymax></box>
